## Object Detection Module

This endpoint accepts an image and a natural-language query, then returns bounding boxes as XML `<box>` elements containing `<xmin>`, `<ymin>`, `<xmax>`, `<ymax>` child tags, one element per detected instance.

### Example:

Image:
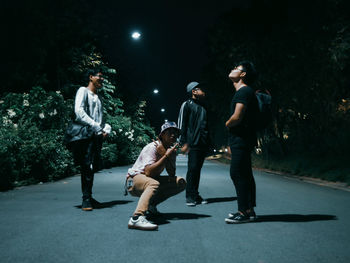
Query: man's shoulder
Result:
<box><xmin>142</xmin><ymin>141</ymin><xmax>158</xmax><ymax>151</ymax></box>
<box><xmin>76</xmin><ymin>86</ymin><xmax>87</xmax><ymax>95</ymax></box>
<box><xmin>182</xmin><ymin>99</ymin><xmax>193</xmax><ymax>105</ymax></box>
<box><xmin>239</xmin><ymin>85</ymin><xmax>253</xmax><ymax>92</ymax></box>
<box><xmin>235</xmin><ymin>86</ymin><xmax>255</xmax><ymax>97</ymax></box>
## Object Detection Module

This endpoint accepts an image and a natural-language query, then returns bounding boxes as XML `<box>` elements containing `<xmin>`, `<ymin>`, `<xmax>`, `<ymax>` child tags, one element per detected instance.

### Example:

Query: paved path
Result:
<box><xmin>1</xmin><ymin>155</ymin><xmax>349</xmax><ymax>263</ymax></box>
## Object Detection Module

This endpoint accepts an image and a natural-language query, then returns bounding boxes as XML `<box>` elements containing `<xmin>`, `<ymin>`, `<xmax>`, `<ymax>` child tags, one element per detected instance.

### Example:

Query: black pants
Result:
<box><xmin>186</xmin><ymin>149</ymin><xmax>206</xmax><ymax>200</ymax></box>
<box><xmin>229</xmin><ymin>140</ymin><xmax>256</xmax><ymax>212</ymax></box>
<box><xmin>72</xmin><ymin>135</ymin><xmax>103</xmax><ymax>200</ymax></box>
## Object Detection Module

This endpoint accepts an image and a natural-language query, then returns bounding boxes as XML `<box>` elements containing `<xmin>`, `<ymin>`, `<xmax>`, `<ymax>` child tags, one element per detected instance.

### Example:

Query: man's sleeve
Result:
<box><xmin>142</xmin><ymin>143</ymin><xmax>158</xmax><ymax>167</ymax></box>
<box><xmin>177</xmin><ymin>101</ymin><xmax>189</xmax><ymax>145</ymax></box>
<box><xmin>234</xmin><ymin>87</ymin><xmax>251</xmax><ymax>105</ymax></box>
<box><xmin>74</xmin><ymin>87</ymin><xmax>102</xmax><ymax>132</ymax></box>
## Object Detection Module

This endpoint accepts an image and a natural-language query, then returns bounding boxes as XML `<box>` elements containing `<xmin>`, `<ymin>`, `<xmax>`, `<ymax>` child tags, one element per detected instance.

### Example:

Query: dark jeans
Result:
<box><xmin>72</xmin><ymin>135</ymin><xmax>103</xmax><ymax>201</ymax></box>
<box><xmin>229</xmin><ymin>138</ymin><xmax>256</xmax><ymax>212</ymax></box>
<box><xmin>186</xmin><ymin>148</ymin><xmax>206</xmax><ymax>200</ymax></box>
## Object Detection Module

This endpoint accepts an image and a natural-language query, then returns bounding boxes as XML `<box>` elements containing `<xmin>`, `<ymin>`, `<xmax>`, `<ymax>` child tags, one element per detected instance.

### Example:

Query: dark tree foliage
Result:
<box><xmin>0</xmin><ymin>0</ymin><xmax>156</xmax><ymax>190</ymax></box>
<box><xmin>203</xmin><ymin>0</ymin><xmax>350</xmax><ymax>161</ymax></box>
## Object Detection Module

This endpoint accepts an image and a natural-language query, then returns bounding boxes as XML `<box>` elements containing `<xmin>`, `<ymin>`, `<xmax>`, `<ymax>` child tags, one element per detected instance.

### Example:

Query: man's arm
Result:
<box><xmin>225</xmin><ymin>103</ymin><xmax>247</xmax><ymax>128</ymax></box>
<box><xmin>74</xmin><ymin>87</ymin><xmax>102</xmax><ymax>132</ymax></box>
<box><xmin>144</xmin><ymin>144</ymin><xmax>178</xmax><ymax>178</ymax></box>
<box><xmin>178</xmin><ymin>102</ymin><xmax>190</xmax><ymax>152</ymax></box>
<box><xmin>178</xmin><ymin>101</ymin><xmax>189</xmax><ymax>145</ymax></box>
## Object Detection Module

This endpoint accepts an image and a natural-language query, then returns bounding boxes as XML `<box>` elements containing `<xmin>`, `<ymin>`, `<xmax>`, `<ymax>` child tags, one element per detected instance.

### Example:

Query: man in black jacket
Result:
<box><xmin>178</xmin><ymin>82</ymin><xmax>210</xmax><ymax>206</ymax></box>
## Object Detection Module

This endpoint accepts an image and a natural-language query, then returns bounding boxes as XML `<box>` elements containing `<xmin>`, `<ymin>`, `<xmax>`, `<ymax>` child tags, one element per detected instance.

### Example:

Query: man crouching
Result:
<box><xmin>126</xmin><ymin>121</ymin><xmax>186</xmax><ymax>230</ymax></box>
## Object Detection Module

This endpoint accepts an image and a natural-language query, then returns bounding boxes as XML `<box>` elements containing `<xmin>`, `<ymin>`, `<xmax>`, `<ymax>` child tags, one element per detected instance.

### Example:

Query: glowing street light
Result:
<box><xmin>153</xmin><ymin>89</ymin><xmax>159</xmax><ymax>94</ymax></box>
<box><xmin>131</xmin><ymin>31</ymin><xmax>141</xmax><ymax>40</ymax></box>
<box><xmin>161</xmin><ymin>108</ymin><xmax>165</xmax><ymax>113</ymax></box>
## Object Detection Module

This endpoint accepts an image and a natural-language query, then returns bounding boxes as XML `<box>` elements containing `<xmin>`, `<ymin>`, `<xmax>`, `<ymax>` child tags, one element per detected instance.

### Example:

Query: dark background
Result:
<box><xmin>1</xmin><ymin>0</ymin><xmax>350</xmax><ymax>188</ymax></box>
<box><xmin>1</xmin><ymin>0</ymin><xmax>250</xmax><ymax>130</ymax></box>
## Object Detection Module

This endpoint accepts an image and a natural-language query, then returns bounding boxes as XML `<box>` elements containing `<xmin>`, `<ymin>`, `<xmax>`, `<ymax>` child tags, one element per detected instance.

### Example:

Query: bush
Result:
<box><xmin>0</xmin><ymin>86</ymin><xmax>156</xmax><ymax>191</ymax></box>
<box><xmin>0</xmin><ymin>87</ymin><xmax>77</xmax><ymax>190</ymax></box>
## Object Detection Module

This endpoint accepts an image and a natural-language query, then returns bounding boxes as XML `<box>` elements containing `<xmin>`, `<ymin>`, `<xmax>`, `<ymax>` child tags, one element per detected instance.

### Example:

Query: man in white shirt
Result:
<box><xmin>71</xmin><ymin>68</ymin><xmax>111</xmax><ymax>211</ymax></box>
<box><xmin>126</xmin><ymin>121</ymin><xmax>186</xmax><ymax>230</ymax></box>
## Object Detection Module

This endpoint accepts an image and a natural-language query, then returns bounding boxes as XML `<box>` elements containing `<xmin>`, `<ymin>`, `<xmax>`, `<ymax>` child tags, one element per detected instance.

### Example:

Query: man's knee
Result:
<box><xmin>146</xmin><ymin>179</ymin><xmax>160</xmax><ymax>192</ymax></box>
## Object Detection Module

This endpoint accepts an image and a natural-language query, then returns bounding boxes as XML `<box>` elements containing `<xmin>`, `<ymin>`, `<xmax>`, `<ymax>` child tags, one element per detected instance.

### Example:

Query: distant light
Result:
<box><xmin>153</xmin><ymin>89</ymin><xmax>159</xmax><ymax>94</ymax></box>
<box><xmin>165</xmin><ymin>119</ymin><xmax>168</xmax><ymax>122</ymax></box>
<box><xmin>225</xmin><ymin>148</ymin><xmax>228</xmax><ymax>152</ymax></box>
<box><xmin>161</xmin><ymin>108</ymin><xmax>165</xmax><ymax>112</ymax></box>
<box><xmin>131</xmin><ymin>32</ymin><xmax>141</xmax><ymax>39</ymax></box>
<box><xmin>214</xmin><ymin>149</ymin><xmax>217</xmax><ymax>152</ymax></box>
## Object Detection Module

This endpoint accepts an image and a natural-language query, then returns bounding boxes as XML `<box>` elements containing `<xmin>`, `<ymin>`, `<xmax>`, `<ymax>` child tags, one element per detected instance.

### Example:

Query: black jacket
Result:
<box><xmin>177</xmin><ymin>98</ymin><xmax>209</xmax><ymax>149</ymax></box>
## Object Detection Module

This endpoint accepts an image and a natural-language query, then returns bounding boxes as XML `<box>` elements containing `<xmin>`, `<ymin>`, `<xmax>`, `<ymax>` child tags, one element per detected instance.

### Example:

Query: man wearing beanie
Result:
<box><xmin>178</xmin><ymin>82</ymin><xmax>210</xmax><ymax>206</ymax></box>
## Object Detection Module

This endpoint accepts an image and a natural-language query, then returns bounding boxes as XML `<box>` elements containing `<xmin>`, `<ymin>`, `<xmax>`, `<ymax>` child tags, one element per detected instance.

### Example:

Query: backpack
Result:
<box><xmin>254</xmin><ymin>89</ymin><xmax>273</xmax><ymax>131</ymax></box>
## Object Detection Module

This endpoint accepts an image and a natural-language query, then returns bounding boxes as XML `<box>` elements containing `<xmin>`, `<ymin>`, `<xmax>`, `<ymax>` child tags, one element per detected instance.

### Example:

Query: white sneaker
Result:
<box><xmin>128</xmin><ymin>215</ymin><xmax>158</xmax><ymax>230</ymax></box>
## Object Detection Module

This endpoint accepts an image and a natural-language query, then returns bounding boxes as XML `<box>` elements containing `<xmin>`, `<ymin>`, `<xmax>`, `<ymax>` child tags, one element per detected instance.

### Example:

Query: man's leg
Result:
<box><xmin>246</xmin><ymin>154</ymin><xmax>256</xmax><ymax>209</ymax></box>
<box><xmin>229</xmin><ymin>145</ymin><xmax>251</xmax><ymax>213</ymax></box>
<box><xmin>127</xmin><ymin>174</ymin><xmax>159</xmax><ymax>230</ymax></box>
<box><xmin>152</xmin><ymin>176</ymin><xmax>186</xmax><ymax>205</ymax></box>
<box><xmin>129</xmin><ymin>174</ymin><xmax>160</xmax><ymax>216</ymax></box>
<box><xmin>186</xmin><ymin>149</ymin><xmax>205</xmax><ymax>202</ymax></box>
<box><xmin>72</xmin><ymin>138</ymin><xmax>94</xmax><ymax>210</ymax></box>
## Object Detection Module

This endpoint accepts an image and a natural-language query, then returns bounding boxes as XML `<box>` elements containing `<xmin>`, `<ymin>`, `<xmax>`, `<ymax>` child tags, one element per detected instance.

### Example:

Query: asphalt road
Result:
<box><xmin>1</xmin><ymin>155</ymin><xmax>349</xmax><ymax>263</ymax></box>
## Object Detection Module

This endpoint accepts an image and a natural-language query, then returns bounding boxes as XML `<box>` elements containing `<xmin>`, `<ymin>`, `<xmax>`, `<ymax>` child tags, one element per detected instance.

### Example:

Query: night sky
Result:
<box><xmin>1</xmin><ymin>0</ymin><xmax>252</xmax><ymax>130</ymax></box>
<box><xmin>94</xmin><ymin>0</ymin><xmax>251</xmax><ymax>129</ymax></box>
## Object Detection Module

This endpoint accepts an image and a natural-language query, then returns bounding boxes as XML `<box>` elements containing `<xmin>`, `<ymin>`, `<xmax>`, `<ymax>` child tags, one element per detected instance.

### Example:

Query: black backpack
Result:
<box><xmin>255</xmin><ymin>89</ymin><xmax>273</xmax><ymax>131</ymax></box>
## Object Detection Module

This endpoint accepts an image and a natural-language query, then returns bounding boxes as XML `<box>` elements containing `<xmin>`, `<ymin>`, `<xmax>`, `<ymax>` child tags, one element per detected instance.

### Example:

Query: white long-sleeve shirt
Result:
<box><xmin>74</xmin><ymin>87</ymin><xmax>103</xmax><ymax>133</ymax></box>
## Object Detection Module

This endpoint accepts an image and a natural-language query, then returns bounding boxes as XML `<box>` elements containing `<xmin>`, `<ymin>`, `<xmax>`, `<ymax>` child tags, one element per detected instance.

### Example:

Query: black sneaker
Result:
<box><xmin>225</xmin><ymin>212</ymin><xmax>250</xmax><ymax>224</ymax></box>
<box><xmin>186</xmin><ymin>198</ymin><xmax>197</xmax><ymax>207</ymax></box>
<box><xmin>228</xmin><ymin>211</ymin><xmax>256</xmax><ymax>221</ymax></box>
<box><xmin>196</xmin><ymin>195</ymin><xmax>208</xmax><ymax>205</ymax></box>
<box><xmin>186</xmin><ymin>196</ymin><xmax>208</xmax><ymax>206</ymax></box>
<box><xmin>82</xmin><ymin>199</ymin><xmax>93</xmax><ymax>211</ymax></box>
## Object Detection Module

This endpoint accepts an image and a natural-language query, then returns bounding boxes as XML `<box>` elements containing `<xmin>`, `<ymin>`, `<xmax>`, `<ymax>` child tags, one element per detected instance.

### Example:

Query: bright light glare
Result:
<box><xmin>161</xmin><ymin>108</ymin><xmax>165</xmax><ymax>112</ymax></box>
<box><xmin>165</xmin><ymin>119</ymin><xmax>168</xmax><ymax>122</ymax></box>
<box><xmin>132</xmin><ymin>32</ymin><xmax>141</xmax><ymax>39</ymax></box>
<box><xmin>153</xmin><ymin>89</ymin><xmax>159</xmax><ymax>94</ymax></box>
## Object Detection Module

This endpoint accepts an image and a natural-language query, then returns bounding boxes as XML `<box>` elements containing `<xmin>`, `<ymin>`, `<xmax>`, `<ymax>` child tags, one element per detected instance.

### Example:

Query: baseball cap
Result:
<box><xmin>159</xmin><ymin>121</ymin><xmax>180</xmax><ymax>136</ymax></box>
<box><xmin>186</xmin><ymin>81</ymin><xmax>200</xmax><ymax>93</ymax></box>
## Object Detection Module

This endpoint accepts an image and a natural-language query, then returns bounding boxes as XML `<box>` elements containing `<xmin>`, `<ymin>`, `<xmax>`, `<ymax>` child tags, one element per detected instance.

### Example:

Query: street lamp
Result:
<box><xmin>153</xmin><ymin>89</ymin><xmax>159</xmax><ymax>94</ymax></box>
<box><xmin>161</xmin><ymin>108</ymin><xmax>165</xmax><ymax>113</ymax></box>
<box><xmin>131</xmin><ymin>31</ymin><xmax>141</xmax><ymax>40</ymax></box>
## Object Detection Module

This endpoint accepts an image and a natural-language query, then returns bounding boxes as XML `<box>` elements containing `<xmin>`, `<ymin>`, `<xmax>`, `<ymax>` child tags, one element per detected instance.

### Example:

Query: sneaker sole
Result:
<box><xmin>82</xmin><ymin>207</ymin><xmax>93</xmax><ymax>211</ymax></box>
<box><xmin>128</xmin><ymin>225</ymin><xmax>158</xmax><ymax>231</ymax></box>
<box><xmin>225</xmin><ymin>218</ymin><xmax>251</xmax><ymax>224</ymax></box>
<box><xmin>186</xmin><ymin>203</ymin><xmax>196</xmax><ymax>207</ymax></box>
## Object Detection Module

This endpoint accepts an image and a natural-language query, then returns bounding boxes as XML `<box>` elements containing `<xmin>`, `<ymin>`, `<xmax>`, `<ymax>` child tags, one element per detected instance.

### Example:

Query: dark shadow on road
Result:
<box><xmin>253</xmin><ymin>214</ymin><xmax>337</xmax><ymax>223</ymax></box>
<box><xmin>206</xmin><ymin>197</ymin><xmax>237</xmax><ymax>204</ymax></box>
<box><xmin>75</xmin><ymin>200</ymin><xmax>133</xmax><ymax>209</ymax></box>
<box><xmin>149</xmin><ymin>213</ymin><xmax>211</xmax><ymax>225</ymax></box>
